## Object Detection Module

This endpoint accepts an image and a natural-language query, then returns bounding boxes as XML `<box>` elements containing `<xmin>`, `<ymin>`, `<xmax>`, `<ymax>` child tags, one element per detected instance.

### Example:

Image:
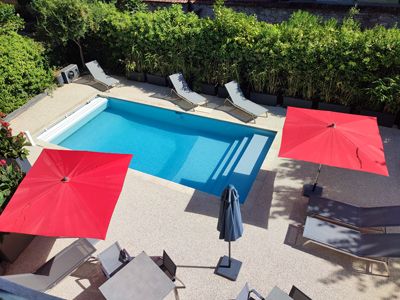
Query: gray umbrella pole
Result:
<box><xmin>312</xmin><ymin>164</ymin><xmax>322</xmax><ymax>192</ymax></box>
<box><xmin>228</xmin><ymin>241</ymin><xmax>231</xmax><ymax>268</ymax></box>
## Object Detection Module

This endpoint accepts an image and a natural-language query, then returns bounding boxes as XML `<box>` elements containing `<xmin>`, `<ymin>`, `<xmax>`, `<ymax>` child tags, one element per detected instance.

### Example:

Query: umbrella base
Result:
<box><xmin>215</xmin><ymin>255</ymin><xmax>242</xmax><ymax>281</ymax></box>
<box><xmin>303</xmin><ymin>184</ymin><xmax>323</xmax><ymax>197</ymax></box>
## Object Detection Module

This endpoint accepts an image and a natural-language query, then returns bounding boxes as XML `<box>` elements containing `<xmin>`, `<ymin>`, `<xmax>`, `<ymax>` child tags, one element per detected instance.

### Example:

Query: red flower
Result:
<box><xmin>0</xmin><ymin>160</ymin><xmax>6</xmax><ymax>167</ymax></box>
<box><xmin>1</xmin><ymin>121</ymin><xmax>10</xmax><ymax>127</ymax></box>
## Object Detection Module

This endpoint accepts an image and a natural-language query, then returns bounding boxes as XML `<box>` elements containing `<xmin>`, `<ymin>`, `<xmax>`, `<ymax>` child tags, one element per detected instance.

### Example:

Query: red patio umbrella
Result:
<box><xmin>0</xmin><ymin>149</ymin><xmax>132</xmax><ymax>239</ymax></box>
<box><xmin>279</xmin><ymin>107</ymin><xmax>388</xmax><ymax>195</ymax></box>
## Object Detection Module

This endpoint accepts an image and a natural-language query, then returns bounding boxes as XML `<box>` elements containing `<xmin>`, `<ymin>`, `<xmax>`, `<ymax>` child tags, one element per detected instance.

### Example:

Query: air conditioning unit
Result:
<box><xmin>60</xmin><ymin>64</ymin><xmax>80</xmax><ymax>84</ymax></box>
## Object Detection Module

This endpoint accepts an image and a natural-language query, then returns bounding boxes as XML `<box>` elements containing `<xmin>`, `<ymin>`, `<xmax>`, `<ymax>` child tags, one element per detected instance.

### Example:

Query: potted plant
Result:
<box><xmin>53</xmin><ymin>69</ymin><xmax>64</xmax><ymax>86</ymax></box>
<box><xmin>316</xmin><ymin>65</ymin><xmax>352</xmax><ymax>113</ymax></box>
<box><xmin>125</xmin><ymin>46</ymin><xmax>146</xmax><ymax>82</ymax></box>
<box><xmin>317</xmin><ymin>100</ymin><xmax>351</xmax><ymax>113</ymax></box>
<box><xmin>282</xmin><ymin>78</ymin><xmax>313</xmax><ymax>108</ymax></box>
<box><xmin>144</xmin><ymin>53</ymin><xmax>168</xmax><ymax>86</ymax></box>
<box><xmin>195</xmin><ymin>66</ymin><xmax>217</xmax><ymax>96</ymax></box>
<box><xmin>248</xmin><ymin>69</ymin><xmax>278</xmax><ymax>106</ymax></box>
<box><xmin>362</xmin><ymin>76</ymin><xmax>400</xmax><ymax>128</ymax></box>
<box><xmin>282</xmin><ymin>95</ymin><xmax>313</xmax><ymax>109</ymax></box>
<box><xmin>125</xmin><ymin>60</ymin><xmax>146</xmax><ymax>82</ymax></box>
<box><xmin>215</xmin><ymin>61</ymin><xmax>238</xmax><ymax>99</ymax></box>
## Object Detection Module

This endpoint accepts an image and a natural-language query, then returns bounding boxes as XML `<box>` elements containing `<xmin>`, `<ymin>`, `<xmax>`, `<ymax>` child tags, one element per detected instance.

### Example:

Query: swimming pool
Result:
<box><xmin>38</xmin><ymin>97</ymin><xmax>275</xmax><ymax>203</ymax></box>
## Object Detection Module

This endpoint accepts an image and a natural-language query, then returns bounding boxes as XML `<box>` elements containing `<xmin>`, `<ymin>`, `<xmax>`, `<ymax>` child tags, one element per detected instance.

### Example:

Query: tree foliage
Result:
<box><xmin>32</xmin><ymin>0</ymin><xmax>93</xmax><ymax>67</ymax></box>
<box><xmin>0</xmin><ymin>3</ymin><xmax>24</xmax><ymax>34</ymax></box>
<box><xmin>115</xmin><ymin>0</ymin><xmax>147</xmax><ymax>13</ymax></box>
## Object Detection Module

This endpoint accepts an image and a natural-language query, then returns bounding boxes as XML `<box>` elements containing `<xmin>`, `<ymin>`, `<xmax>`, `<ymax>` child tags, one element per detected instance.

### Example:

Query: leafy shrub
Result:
<box><xmin>0</xmin><ymin>120</ymin><xmax>28</xmax><ymax>209</ymax></box>
<box><xmin>0</xmin><ymin>161</ymin><xmax>24</xmax><ymax>209</ymax></box>
<box><xmin>366</xmin><ymin>76</ymin><xmax>400</xmax><ymax>114</ymax></box>
<box><xmin>0</xmin><ymin>32</ymin><xmax>53</xmax><ymax>114</ymax></box>
<box><xmin>0</xmin><ymin>3</ymin><xmax>24</xmax><ymax>34</ymax></box>
<box><xmin>0</xmin><ymin>120</ymin><xmax>29</xmax><ymax>160</ymax></box>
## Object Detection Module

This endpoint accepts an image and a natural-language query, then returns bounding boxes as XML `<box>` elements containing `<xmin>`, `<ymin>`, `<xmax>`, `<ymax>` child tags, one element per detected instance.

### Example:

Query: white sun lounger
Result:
<box><xmin>224</xmin><ymin>81</ymin><xmax>268</xmax><ymax>122</ymax></box>
<box><xmin>169</xmin><ymin>73</ymin><xmax>208</xmax><ymax>109</ymax></box>
<box><xmin>85</xmin><ymin>60</ymin><xmax>119</xmax><ymax>90</ymax></box>
<box><xmin>2</xmin><ymin>239</ymin><xmax>96</xmax><ymax>292</ymax></box>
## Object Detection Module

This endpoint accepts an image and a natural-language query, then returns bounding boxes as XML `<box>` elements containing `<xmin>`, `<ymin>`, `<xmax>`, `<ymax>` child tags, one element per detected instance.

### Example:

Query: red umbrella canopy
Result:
<box><xmin>0</xmin><ymin>149</ymin><xmax>132</xmax><ymax>239</ymax></box>
<box><xmin>278</xmin><ymin>107</ymin><xmax>388</xmax><ymax>176</ymax></box>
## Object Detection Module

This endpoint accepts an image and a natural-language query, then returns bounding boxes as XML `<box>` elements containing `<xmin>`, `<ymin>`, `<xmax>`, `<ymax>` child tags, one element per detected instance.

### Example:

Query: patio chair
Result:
<box><xmin>289</xmin><ymin>285</ymin><xmax>312</xmax><ymax>300</ymax></box>
<box><xmin>302</xmin><ymin>217</ymin><xmax>400</xmax><ymax>276</ymax></box>
<box><xmin>0</xmin><ymin>277</ymin><xmax>64</xmax><ymax>300</ymax></box>
<box><xmin>2</xmin><ymin>238</ymin><xmax>96</xmax><ymax>292</ymax></box>
<box><xmin>97</xmin><ymin>242</ymin><xmax>132</xmax><ymax>278</ymax></box>
<box><xmin>152</xmin><ymin>250</ymin><xmax>185</xmax><ymax>288</ymax></box>
<box><xmin>224</xmin><ymin>81</ymin><xmax>268</xmax><ymax>122</ymax></box>
<box><xmin>307</xmin><ymin>196</ymin><xmax>400</xmax><ymax>230</ymax></box>
<box><xmin>236</xmin><ymin>282</ymin><xmax>265</xmax><ymax>300</ymax></box>
<box><xmin>169</xmin><ymin>73</ymin><xmax>208</xmax><ymax>109</ymax></box>
<box><xmin>85</xmin><ymin>60</ymin><xmax>119</xmax><ymax>90</ymax></box>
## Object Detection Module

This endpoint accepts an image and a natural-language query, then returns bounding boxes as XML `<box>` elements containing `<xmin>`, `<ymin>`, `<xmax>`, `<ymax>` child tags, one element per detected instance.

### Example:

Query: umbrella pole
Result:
<box><xmin>228</xmin><ymin>241</ymin><xmax>231</xmax><ymax>268</ymax></box>
<box><xmin>312</xmin><ymin>164</ymin><xmax>322</xmax><ymax>192</ymax></box>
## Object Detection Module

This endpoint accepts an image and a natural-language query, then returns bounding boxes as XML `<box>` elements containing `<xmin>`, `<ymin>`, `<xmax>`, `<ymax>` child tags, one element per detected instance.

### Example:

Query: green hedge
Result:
<box><xmin>0</xmin><ymin>32</ymin><xmax>53</xmax><ymax>114</ymax></box>
<box><xmin>0</xmin><ymin>3</ymin><xmax>53</xmax><ymax>114</ymax></box>
<box><xmin>84</xmin><ymin>4</ymin><xmax>400</xmax><ymax>112</ymax></box>
<box><xmin>33</xmin><ymin>2</ymin><xmax>398</xmax><ymax>113</ymax></box>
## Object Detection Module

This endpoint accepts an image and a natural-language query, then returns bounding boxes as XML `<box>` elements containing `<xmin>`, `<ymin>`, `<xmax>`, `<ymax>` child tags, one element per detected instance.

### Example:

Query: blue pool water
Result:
<box><xmin>53</xmin><ymin>98</ymin><xmax>275</xmax><ymax>202</ymax></box>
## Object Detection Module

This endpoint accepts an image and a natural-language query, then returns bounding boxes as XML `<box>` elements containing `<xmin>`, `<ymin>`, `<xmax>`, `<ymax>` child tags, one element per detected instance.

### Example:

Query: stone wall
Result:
<box><xmin>146</xmin><ymin>2</ymin><xmax>400</xmax><ymax>28</ymax></box>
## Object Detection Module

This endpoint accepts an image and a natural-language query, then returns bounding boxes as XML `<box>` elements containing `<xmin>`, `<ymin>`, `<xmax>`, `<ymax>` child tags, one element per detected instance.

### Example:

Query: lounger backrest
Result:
<box><xmin>85</xmin><ymin>60</ymin><xmax>114</xmax><ymax>85</ymax></box>
<box><xmin>308</xmin><ymin>196</ymin><xmax>400</xmax><ymax>228</ymax></box>
<box><xmin>169</xmin><ymin>73</ymin><xmax>191</xmax><ymax>93</ymax></box>
<box><xmin>289</xmin><ymin>285</ymin><xmax>312</xmax><ymax>300</ymax></box>
<box><xmin>307</xmin><ymin>196</ymin><xmax>361</xmax><ymax>227</ymax></box>
<box><xmin>34</xmin><ymin>238</ymin><xmax>96</xmax><ymax>289</ymax></box>
<box><xmin>304</xmin><ymin>217</ymin><xmax>400</xmax><ymax>259</ymax></box>
<box><xmin>162</xmin><ymin>250</ymin><xmax>177</xmax><ymax>278</ymax></box>
<box><xmin>97</xmin><ymin>242</ymin><xmax>125</xmax><ymax>278</ymax></box>
<box><xmin>358</xmin><ymin>234</ymin><xmax>400</xmax><ymax>257</ymax></box>
<box><xmin>361</xmin><ymin>206</ymin><xmax>400</xmax><ymax>227</ymax></box>
<box><xmin>225</xmin><ymin>81</ymin><xmax>247</xmax><ymax>104</ymax></box>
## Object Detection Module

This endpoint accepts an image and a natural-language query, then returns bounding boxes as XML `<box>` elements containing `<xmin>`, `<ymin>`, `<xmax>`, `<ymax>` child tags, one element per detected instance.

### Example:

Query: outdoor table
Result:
<box><xmin>266</xmin><ymin>286</ymin><xmax>293</xmax><ymax>300</ymax></box>
<box><xmin>99</xmin><ymin>251</ymin><xmax>175</xmax><ymax>300</ymax></box>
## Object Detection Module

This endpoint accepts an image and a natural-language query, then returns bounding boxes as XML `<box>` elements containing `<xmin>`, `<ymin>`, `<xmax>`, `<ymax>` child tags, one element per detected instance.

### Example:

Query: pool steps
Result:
<box><xmin>234</xmin><ymin>134</ymin><xmax>269</xmax><ymax>176</ymax></box>
<box><xmin>210</xmin><ymin>134</ymin><xmax>270</xmax><ymax>201</ymax></box>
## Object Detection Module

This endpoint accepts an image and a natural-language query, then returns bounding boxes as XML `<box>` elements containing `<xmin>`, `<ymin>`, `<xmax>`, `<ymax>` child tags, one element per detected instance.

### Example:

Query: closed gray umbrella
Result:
<box><xmin>215</xmin><ymin>185</ymin><xmax>243</xmax><ymax>281</ymax></box>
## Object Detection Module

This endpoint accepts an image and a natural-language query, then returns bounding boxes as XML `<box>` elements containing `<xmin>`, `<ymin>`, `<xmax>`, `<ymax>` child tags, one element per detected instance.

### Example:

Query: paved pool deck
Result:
<box><xmin>6</xmin><ymin>77</ymin><xmax>400</xmax><ymax>300</ymax></box>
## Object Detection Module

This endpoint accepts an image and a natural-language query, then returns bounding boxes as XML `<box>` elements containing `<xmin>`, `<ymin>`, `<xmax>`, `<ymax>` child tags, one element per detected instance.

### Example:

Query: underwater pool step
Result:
<box><xmin>222</xmin><ymin>137</ymin><xmax>250</xmax><ymax>177</ymax></box>
<box><xmin>226</xmin><ymin>134</ymin><xmax>271</xmax><ymax>202</ymax></box>
<box><xmin>211</xmin><ymin>139</ymin><xmax>241</xmax><ymax>181</ymax></box>
<box><xmin>209</xmin><ymin>134</ymin><xmax>270</xmax><ymax>199</ymax></box>
<box><xmin>233</xmin><ymin>134</ymin><xmax>270</xmax><ymax>176</ymax></box>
